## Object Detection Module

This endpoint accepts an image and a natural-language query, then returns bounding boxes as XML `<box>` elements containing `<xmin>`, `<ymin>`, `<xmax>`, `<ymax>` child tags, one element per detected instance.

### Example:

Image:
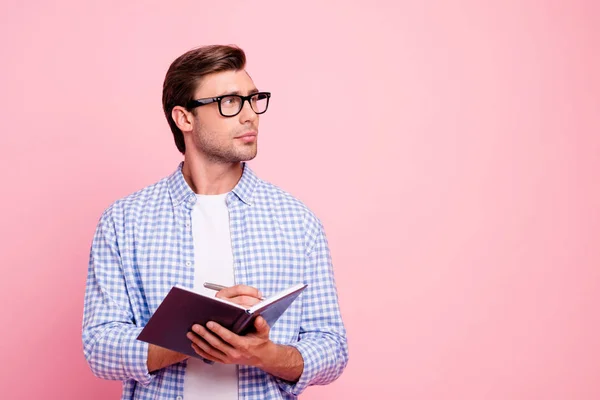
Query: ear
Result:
<box><xmin>172</xmin><ymin>106</ymin><xmax>195</xmax><ymax>133</ymax></box>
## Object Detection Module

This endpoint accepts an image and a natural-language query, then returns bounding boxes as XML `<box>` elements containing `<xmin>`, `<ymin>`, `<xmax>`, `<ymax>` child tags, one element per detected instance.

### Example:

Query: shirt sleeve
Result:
<box><xmin>277</xmin><ymin>214</ymin><xmax>349</xmax><ymax>396</ymax></box>
<box><xmin>82</xmin><ymin>205</ymin><xmax>154</xmax><ymax>386</ymax></box>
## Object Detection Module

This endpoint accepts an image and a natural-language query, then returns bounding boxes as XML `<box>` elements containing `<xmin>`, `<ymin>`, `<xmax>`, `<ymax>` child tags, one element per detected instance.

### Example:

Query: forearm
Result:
<box><xmin>84</xmin><ymin>323</ymin><xmax>153</xmax><ymax>384</ymax></box>
<box><xmin>147</xmin><ymin>344</ymin><xmax>190</xmax><ymax>373</ymax></box>
<box><xmin>259</xmin><ymin>343</ymin><xmax>304</xmax><ymax>383</ymax></box>
<box><xmin>274</xmin><ymin>332</ymin><xmax>348</xmax><ymax>396</ymax></box>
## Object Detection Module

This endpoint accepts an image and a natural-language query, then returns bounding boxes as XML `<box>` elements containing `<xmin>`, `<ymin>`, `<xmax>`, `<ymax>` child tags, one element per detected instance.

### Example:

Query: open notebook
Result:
<box><xmin>137</xmin><ymin>283</ymin><xmax>307</xmax><ymax>358</ymax></box>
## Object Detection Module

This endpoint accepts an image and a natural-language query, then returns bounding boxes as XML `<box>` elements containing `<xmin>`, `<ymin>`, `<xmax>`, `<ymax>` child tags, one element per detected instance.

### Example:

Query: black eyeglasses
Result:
<box><xmin>186</xmin><ymin>92</ymin><xmax>271</xmax><ymax>117</ymax></box>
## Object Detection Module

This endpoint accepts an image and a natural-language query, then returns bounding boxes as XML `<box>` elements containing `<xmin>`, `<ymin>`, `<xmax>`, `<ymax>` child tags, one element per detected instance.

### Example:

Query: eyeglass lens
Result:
<box><xmin>220</xmin><ymin>93</ymin><xmax>269</xmax><ymax>116</ymax></box>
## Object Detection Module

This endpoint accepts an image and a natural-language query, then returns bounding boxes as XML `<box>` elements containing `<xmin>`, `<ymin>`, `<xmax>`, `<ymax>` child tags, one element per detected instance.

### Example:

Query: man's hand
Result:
<box><xmin>190</xmin><ymin>284</ymin><xmax>269</xmax><ymax>367</ymax></box>
<box><xmin>187</xmin><ymin>315</ymin><xmax>273</xmax><ymax>367</ymax></box>
<box><xmin>187</xmin><ymin>309</ymin><xmax>304</xmax><ymax>382</ymax></box>
<box><xmin>214</xmin><ymin>284</ymin><xmax>263</xmax><ymax>307</ymax></box>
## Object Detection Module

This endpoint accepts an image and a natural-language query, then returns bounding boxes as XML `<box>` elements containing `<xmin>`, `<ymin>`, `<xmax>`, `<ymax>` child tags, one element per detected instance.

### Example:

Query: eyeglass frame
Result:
<box><xmin>185</xmin><ymin>91</ymin><xmax>272</xmax><ymax>117</ymax></box>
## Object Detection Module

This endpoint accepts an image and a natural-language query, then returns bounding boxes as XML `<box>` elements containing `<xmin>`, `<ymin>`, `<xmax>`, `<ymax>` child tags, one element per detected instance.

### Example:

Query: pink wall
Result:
<box><xmin>1</xmin><ymin>1</ymin><xmax>599</xmax><ymax>398</ymax></box>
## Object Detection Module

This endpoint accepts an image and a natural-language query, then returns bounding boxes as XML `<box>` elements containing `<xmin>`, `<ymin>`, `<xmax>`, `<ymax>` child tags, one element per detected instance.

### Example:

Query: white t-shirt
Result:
<box><xmin>183</xmin><ymin>193</ymin><xmax>238</xmax><ymax>400</ymax></box>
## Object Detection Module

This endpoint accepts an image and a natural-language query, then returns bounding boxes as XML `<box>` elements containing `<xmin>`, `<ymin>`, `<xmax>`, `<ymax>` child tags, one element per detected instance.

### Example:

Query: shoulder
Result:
<box><xmin>253</xmin><ymin>178</ymin><xmax>324</xmax><ymax>234</ymax></box>
<box><xmin>98</xmin><ymin>175</ymin><xmax>171</xmax><ymax>226</ymax></box>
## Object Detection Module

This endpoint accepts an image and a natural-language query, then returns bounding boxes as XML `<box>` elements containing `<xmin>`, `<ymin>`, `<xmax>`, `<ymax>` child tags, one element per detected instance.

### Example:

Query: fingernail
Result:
<box><xmin>207</xmin><ymin>322</ymin><xmax>214</xmax><ymax>329</ymax></box>
<box><xmin>258</xmin><ymin>291</ymin><xmax>263</xmax><ymax>298</ymax></box>
<box><xmin>193</xmin><ymin>325</ymin><xmax>201</xmax><ymax>333</ymax></box>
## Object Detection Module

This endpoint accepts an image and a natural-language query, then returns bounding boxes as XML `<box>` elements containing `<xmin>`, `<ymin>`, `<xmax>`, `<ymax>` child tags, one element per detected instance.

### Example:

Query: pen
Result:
<box><xmin>203</xmin><ymin>282</ymin><xmax>265</xmax><ymax>300</ymax></box>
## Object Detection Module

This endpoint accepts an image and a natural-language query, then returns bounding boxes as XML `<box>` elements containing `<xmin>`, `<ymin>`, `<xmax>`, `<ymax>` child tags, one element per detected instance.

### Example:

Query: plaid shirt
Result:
<box><xmin>82</xmin><ymin>162</ymin><xmax>348</xmax><ymax>400</ymax></box>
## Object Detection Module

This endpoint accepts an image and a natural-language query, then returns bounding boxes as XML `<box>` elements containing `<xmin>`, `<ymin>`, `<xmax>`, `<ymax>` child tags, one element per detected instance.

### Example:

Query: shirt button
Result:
<box><xmin>185</xmin><ymin>222</ymin><xmax>190</xmax><ymax>228</ymax></box>
<box><xmin>188</xmin><ymin>196</ymin><xmax>195</xmax><ymax>203</ymax></box>
<box><xmin>185</xmin><ymin>261</ymin><xmax>192</xmax><ymax>267</ymax></box>
<box><xmin>176</xmin><ymin>396</ymin><xmax>183</xmax><ymax>400</ymax></box>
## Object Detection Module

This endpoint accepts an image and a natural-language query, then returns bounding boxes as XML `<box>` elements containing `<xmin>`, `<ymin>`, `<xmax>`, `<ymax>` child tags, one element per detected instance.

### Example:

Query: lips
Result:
<box><xmin>236</xmin><ymin>131</ymin><xmax>257</xmax><ymax>139</ymax></box>
<box><xmin>235</xmin><ymin>131</ymin><xmax>257</xmax><ymax>143</ymax></box>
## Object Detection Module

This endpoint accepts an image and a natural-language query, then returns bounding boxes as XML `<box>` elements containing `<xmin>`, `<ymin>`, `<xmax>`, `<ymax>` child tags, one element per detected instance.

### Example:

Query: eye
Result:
<box><xmin>221</xmin><ymin>96</ymin><xmax>240</xmax><ymax>107</ymax></box>
<box><xmin>251</xmin><ymin>93</ymin><xmax>267</xmax><ymax>104</ymax></box>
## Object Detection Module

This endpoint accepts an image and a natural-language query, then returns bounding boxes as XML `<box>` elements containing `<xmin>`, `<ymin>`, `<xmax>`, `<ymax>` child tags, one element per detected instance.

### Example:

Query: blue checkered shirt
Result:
<box><xmin>82</xmin><ymin>162</ymin><xmax>348</xmax><ymax>399</ymax></box>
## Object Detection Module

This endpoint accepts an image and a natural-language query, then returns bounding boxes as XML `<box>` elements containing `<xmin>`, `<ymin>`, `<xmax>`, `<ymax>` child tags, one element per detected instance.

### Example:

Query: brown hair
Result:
<box><xmin>162</xmin><ymin>44</ymin><xmax>246</xmax><ymax>154</ymax></box>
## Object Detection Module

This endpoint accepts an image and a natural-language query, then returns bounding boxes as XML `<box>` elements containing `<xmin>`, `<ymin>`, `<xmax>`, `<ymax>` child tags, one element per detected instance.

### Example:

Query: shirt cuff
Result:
<box><xmin>122</xmin><ymin>327</ymin><xmax>154</xmax><ymax>386</ymax></box>
<box><xmin>276</xmin><ymin>339</ymin><xmax>321</xmax><ymax>396</ymax></box>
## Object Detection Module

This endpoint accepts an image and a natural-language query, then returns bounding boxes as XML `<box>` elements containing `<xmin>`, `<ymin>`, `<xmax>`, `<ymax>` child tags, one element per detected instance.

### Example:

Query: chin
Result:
<box><xmin>235</xmin><ymin>146</ymin><xmax>258</xmax><ymax>162</ymax></box>
<box><xmin>238</xmin><ymin>151</ymin><xmax>258</xmax><ymax>162</ymax></box>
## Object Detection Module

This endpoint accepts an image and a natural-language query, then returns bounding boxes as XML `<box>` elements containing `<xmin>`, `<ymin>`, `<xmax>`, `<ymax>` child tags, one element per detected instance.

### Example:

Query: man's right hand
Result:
<box><xmin>215</xmin><ymin>284</ymin><xmax>263</xmax><ymax>307</ymax></box>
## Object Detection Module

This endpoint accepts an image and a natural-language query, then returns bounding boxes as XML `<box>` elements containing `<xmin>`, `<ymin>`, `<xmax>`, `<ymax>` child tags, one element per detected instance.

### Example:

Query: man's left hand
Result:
<box><xmin>187</xmin><ymin>316</ymin><xmax>275</xmax><ymax>368</ymax></box>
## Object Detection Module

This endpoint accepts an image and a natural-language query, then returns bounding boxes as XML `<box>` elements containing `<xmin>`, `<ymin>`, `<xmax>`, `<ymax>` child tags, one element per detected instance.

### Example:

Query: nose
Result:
<box><xmin>238</xmin><ymin>98</ymin><xmax>258</xmax><ymax>124</ymax></box>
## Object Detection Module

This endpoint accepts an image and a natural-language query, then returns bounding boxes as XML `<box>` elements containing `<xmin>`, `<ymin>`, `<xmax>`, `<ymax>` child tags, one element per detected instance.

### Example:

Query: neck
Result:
<box><xmin>181</xmin><ymin>154</ymin><xmax>243</xmax><ymax>195</ymax></box>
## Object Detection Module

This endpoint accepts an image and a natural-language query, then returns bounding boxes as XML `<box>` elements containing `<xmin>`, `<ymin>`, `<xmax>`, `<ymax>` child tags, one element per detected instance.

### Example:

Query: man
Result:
<box><xmin>82</xmin><ymin>44</ymin><xmax>348</xmax><ymax>400</ymax></box>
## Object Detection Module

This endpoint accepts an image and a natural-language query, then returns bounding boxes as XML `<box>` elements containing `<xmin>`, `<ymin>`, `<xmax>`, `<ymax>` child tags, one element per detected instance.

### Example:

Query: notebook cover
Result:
<box><xmin>136</xmin><ymin>287</ymin><xmax>247</xmax><ymax>358</ymax></box>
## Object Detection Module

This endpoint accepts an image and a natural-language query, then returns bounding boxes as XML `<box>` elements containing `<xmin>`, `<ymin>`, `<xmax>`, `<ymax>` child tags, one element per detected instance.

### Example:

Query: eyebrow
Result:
<box><xmin>219</xmin><ymin>88</ymin><xmax>260</xmax><ymax>97</ymax></box>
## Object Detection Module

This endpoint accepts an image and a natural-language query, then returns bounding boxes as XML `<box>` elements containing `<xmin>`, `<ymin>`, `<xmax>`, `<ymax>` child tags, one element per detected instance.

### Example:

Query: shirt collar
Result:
<box><xmin>167</xmin><ymin>161</ymin><xmax>258</xmax><ymax>207</ymax></box>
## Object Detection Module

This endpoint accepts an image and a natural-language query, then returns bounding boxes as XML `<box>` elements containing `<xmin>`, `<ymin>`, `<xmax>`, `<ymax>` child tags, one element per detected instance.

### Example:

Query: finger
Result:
<box><xmin>206</xmin><ymin>321</ymin><xmax>241</xmax><ymax>347</ymax></box>
<box><xmin>191</xmin><ymin>341</ymin><xmax>222</xmax><ymax>363</ymax></box>
<box><xmin>253</xmin><ymin>316</ymin><xmax>270</xmax><ymax>336</ymax></box>
<box><xmin>216</xmin><ymin>284</ymin><xmax>263</xmax><ymax>300</ymax></box>
<box><xmin>187</xmin><ymin>331</ymin><xmax>227</xmax><ymax>362</ymax></box>
<box><xmin>192</xmin><ymin>324</ymin><xmax>235</xmax><ymax>354</ymax></box>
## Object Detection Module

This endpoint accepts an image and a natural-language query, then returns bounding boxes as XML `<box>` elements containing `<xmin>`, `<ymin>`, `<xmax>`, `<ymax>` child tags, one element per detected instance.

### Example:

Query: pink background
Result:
<box><xmin>1</xmin><ymin>1</ymin><xmax>599</xmax><ymax>399</ymax></box>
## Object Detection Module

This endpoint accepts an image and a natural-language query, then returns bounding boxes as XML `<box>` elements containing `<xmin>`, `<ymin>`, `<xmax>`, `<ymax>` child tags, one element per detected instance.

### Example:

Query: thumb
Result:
<box><xmin>255</xmin><ymin>316</ymin><xmax>269</xmax><ymax>332</ymax></box>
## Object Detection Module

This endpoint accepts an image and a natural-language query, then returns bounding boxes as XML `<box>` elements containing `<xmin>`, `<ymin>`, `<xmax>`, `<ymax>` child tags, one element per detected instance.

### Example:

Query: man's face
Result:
<box><xmin>187</xmin><ymin>70</ymin><xmax>260</xmax><ymax>163</ymax></box>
